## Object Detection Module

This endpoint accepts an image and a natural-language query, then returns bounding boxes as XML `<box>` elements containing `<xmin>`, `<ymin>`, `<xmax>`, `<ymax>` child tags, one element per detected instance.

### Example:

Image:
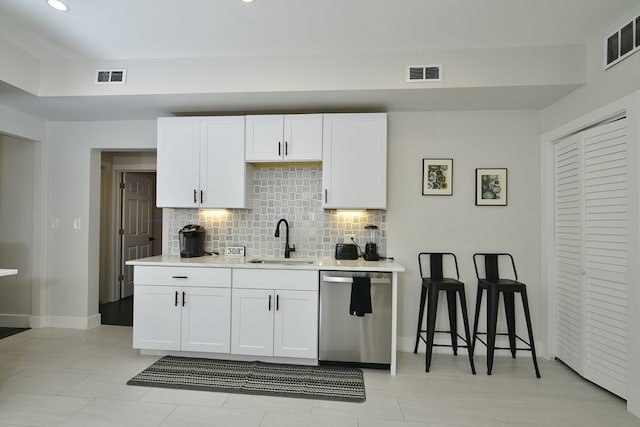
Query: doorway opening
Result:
<box><xmin>99</xmin><ymin>151</ymin><xmax>161</xmax><ymax>326</ymax></box>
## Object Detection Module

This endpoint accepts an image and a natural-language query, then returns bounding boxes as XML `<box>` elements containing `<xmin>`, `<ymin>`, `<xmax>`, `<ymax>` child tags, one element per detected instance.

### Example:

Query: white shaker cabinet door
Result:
<box><xmin>245</xmin><ymin>115</ymin><xmax>284</xmax><ymax>161</ymax></box>
<box><xmin>322</xmin><ymin>113</ymin><xmax>387</xmax><ymax>209</ymax></box>
<box><xmin>133</xmin><ymin>285</ymin><xmax>181</xmax><ymax>350</ymax></box>
<box><xmin>200</xmin><ymin>116</ymin><xmax>250</xmax><ymax>208</ymax></box>
<box><xmin>283</xmin><ymin>114</ymin><xmax>323</xmax><ymax>161</ymax></box>
<box><xmin>181</xmin><ymin>286</ymin><xmax>231</xmax><ymax>353</ymax></box>
<box><xmin>273</xmin><ymin>290</ymin><xmax>318</xmax><ymax>359</ymax></box>
<box><xmin>156</xmin><ymin>117</ymin><xmax>201</xmax><ymax>207</ymax></box>
<box><xmin>231</xmin><ymin>288</ymin><xmax>274</xmax><ymax>356</ymax></box>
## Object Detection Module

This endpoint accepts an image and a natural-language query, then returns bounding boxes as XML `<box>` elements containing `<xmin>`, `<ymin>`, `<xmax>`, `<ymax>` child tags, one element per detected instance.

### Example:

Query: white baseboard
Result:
<box><xmin>41</xmin><ymin>314</ymin><xmax>102</xmax><ymax>330</ymax></box>
<box><xmin>29</xmin><ymin>316</ymin><xmax>46</xmax><ymax>328</ymax></box>
<box><xmin>0</xmin><ymin>314</ymin><xmax>31</xmax><ymax>328</ymax></box>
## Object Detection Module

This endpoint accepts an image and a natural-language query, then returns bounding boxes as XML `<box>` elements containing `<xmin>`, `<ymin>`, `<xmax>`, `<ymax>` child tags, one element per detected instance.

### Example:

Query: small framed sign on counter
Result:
<box><xmin>422</xmin><ymin>158</ymin><xmax>453</xmax><ymax>196</ymax></box>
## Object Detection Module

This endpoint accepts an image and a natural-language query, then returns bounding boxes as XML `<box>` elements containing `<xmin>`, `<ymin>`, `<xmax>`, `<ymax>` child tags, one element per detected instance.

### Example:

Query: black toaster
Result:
<box><xmin>335</xmin><ymin>243</ymin><xmax>358</xmax><ymax>260</ymax></box>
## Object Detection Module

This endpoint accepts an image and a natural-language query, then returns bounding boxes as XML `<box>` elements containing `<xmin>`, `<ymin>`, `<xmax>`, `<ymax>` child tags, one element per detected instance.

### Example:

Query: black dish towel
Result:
<box><xmin>350</xmin><ymin>276</ymin><xmax>372</xmax><ymax>317</ymax></box>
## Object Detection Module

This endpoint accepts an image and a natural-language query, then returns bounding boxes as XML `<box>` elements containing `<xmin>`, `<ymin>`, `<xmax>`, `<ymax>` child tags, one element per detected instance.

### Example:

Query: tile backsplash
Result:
<box><xmin>166</xmin><ymin>166</ymin><xmax>386</xmax><ymax>258</ymax></box>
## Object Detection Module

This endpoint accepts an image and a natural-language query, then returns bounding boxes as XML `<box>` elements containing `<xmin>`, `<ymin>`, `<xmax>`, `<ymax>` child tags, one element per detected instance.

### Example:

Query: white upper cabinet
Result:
<box><xmin>156</xmin><ymin>116</ymin><xmax>251</xmax><ymax>208</ymax></box>
<box><xmin>322</xmin><ymin>113</ymin><xmax>387</xmax><ymax>209</ymax></box>
<box><xmin>156</xmin><ymin>117</ymin><xmax>201</xmax><ymax>208</ymax></box>
<box><xmin>245</xmin><ymin>114</ymin><xmax>323</xmax><ymax>162</ymax></box>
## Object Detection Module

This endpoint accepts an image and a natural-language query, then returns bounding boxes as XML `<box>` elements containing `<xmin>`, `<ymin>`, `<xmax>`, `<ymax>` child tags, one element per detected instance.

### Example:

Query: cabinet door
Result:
<box><xmin>273</xmin><ymin>290</ymin><xmax>318</xmax><ymax>359</ymax></box>
<box><xmin>156</xmin><ymin>117</ymin><xmax>201</xmax><ymax>207</ymax></box>
<box><xmin>283</xmin><ymin>114</ymin><xmax>322</xmax><ymax>161</ymax></box>
<box><xmin>322</xmin><ymin>113</ymin><xmax>387</xmax><ymax>209</ymax></box>
<box><xmin>245</xmin><ymin>115</ymin><xmax>284</xmax><ymax>161</ymax></box>
<box><xmin>181</xmin><ymin>287</ymin><xmax>231</xmax><ymax>353</ymax></box>
<box><xmin>231</xmin><ymin>288</ymin><xmax>274</xmax><ymax>356</ymax></box>
<box><xmin>200</xmin><ymin>117</ymin><xmax>250</xmax><ymax>208</ymax></box>
<box><xmin>133</xmin><ymin>285</ymin><xmax>181</xmax><ymax>350</ymax></box>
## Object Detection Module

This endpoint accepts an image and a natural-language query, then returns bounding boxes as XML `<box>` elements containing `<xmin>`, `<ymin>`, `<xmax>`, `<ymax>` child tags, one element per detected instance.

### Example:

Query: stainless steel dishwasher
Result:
<box><xmin>319</xmin><ymin>270</ymin><xmax>392</xmax><ymax>369</ymax></box>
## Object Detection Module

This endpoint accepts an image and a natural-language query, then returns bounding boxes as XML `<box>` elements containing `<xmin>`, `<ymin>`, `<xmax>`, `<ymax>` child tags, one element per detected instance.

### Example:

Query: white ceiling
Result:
<box><xmin>0</xmin><ymin>0</ymin><xmax>638</xmax><ymax>120</ymax></box>
<box><xmin>1</xmin><ymin>0</ymin><xmax>637</xmax><ymax>60</ymax></box>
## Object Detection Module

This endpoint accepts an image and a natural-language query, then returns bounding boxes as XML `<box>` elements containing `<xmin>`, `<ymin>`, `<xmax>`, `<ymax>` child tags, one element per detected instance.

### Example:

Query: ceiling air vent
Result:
<box><xmin>406</xmin><ymin>64</ymin><xmax>442</xmax><ymax>82</ymax></box>
<box><xmin>95</xmin><ymin>69</ymin><xmax>127</xmax><ymax>84</ymax></box>
<box><xmin>605</xmin><ymin>14</ymin><xmax>639</xmax><ymax>69</ymax></box>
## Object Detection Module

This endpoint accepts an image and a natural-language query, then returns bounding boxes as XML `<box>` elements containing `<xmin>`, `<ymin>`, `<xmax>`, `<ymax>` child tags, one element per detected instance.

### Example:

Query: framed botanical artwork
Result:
<box><xmin>476</xmin><ymin>168</ymin><xmax>507</xmax><ymax>206</ymax></box>
<box><xmin>422</xmin><ymin>158</ymin><xmax>453</xmax><ymax>196</ymax></box>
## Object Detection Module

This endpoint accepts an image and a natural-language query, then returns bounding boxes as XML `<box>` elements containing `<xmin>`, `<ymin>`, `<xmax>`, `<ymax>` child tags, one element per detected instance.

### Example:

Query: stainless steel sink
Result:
<box><xmin>248</xmin><ymin>258</ymin><xmax>315</xmax><ymax>265</ymax></box>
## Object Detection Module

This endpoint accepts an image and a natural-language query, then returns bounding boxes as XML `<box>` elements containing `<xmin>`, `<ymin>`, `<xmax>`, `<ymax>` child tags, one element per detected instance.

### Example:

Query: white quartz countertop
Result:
<box><xmin>126</xmin><ymin>255</ymin><xmax>405</xmax><ymax>272</ymax></box>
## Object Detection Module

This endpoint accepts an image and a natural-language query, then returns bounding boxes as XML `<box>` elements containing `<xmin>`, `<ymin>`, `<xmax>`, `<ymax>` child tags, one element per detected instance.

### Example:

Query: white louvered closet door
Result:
<box><xmin>554</xmin><ymin>133</ymin><xmax>584</xmax><ymax>375</ymax></box>
<box><xmin>554</xmin><ymin>118</ymin><xmax>628</xmax><ymax>398</ymax></box>
<box><xmin>582</xmin><ymin>119</ymin><xmax>627</xmax><ymax>398</ymax></box>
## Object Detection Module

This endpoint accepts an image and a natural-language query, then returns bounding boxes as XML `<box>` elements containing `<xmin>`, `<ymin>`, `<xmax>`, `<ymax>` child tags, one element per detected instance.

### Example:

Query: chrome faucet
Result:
<box><xmin>274</xmin><ymin>218</ymin><xmax>296</xmax><ymax>258</ymax></box>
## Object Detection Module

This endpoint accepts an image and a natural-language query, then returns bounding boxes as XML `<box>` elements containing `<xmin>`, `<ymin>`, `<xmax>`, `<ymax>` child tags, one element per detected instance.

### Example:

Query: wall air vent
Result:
<box><xmin>604</xmin><ymin>14</ymin><xmax>639</xmax><ymax>69</ymax></box>
<box><xmin>95</xmin><ymin>69</ymin><xmax>127</xmax><ymax>84</ymax></box>
<box><xmin>406</xmin><ymin>64</ymin><xmax>442</xmax><ymax>82</ymax></box>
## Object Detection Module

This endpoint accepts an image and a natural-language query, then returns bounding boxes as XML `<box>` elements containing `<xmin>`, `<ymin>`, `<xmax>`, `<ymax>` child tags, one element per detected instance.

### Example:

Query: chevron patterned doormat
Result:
<box><xmin>127</xmin><ymin>356</ymin><xmax>366</xmax><ymax>402</ymax></box>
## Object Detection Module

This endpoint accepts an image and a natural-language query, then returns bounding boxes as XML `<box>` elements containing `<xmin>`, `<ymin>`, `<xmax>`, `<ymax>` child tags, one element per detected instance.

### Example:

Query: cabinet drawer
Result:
<box><xmin>232</xmin><ymin>269</ymin><xmax>318</xmax><ymax>291</ymax></box>
<box><xmin>134</xmin><ymin>266</ymin><xmax>231</xmax><ymax>287</ymax></box>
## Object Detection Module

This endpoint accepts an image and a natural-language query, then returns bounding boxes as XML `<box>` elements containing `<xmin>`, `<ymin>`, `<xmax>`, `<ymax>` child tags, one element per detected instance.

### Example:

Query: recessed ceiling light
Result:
<box><xmin>241</xmin><ymin>0</ymin><xmax>254</xmax><ymax>3</ymax></box>
<box><xmin>47</xmin><ymin>0</ymin><xmax>69</xmax><ymax>12</ymax></box>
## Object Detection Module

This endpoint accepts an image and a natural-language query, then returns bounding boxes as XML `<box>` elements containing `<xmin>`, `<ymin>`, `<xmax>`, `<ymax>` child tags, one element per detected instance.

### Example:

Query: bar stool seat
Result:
<box><xmin>471</xmin><ymin>253</ymin><xmax>540</xmax><ymax>378</ymax></box>
<box><xmin>414</xmin><ymin>252</ymin><xmax>475</xmax><ymax>374</ymax></box>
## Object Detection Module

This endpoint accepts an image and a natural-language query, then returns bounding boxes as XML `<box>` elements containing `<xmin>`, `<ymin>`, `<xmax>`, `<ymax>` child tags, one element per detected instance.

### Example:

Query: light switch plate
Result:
<box><xmin>225</xmin><ymin>246</ymin><xmax>245</xmax><ymax>257</ymax></box>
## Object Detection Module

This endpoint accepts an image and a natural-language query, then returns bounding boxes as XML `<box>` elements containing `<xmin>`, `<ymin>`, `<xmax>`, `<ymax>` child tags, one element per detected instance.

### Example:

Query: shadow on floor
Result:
<box><xmin>100</xmin><ymin>296</ymin><xmax>133</xmax><ymax>326</ymax></box>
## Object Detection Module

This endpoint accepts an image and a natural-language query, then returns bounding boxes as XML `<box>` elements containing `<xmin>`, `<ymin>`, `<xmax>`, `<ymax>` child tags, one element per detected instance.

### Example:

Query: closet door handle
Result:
<box><xmin>172</xmin><ymin>275</ymin><xmax>188</xmax><ymax>279</ymax></box>
<box><xmin>182</xmin><ymin>291</ymin><xmax>186</xmax><ymax>306</ymax></box>
<box><xmin>324</xmin><ymin>189</ymin><xmax>328</xmax><ymax>203</ymax></box>
<box><xmin>200</xmin><ymin>190</ymin><xmax>203</xmax><ymax>204</ymax></box>
<box><xmin>284</xmin><ymin>141</ymin><xmax>288</xmax><ymax>156</ymax></box>
<box><xmin>193</xmin><ymin>189</ymin><xmax>197</xmax><ymax>203</ymax></box>
<box><xmin>268</xmin><ymin>294</ymin><xmax>272</xmax><ymax>311</ymax></box>
<box><xmin>276</xmin><ymin>294</ymin><xmax>280</xmax><ymax>311</ymax></box>
<box><xmin>174</xmin><ymin>291</ymin><xmax>179</xmax><ymax>307</ymax></box>
<box><xmin>278</xmin><ymin>142</ymin><xmax>281</xmax><ymax>156</ymax></box>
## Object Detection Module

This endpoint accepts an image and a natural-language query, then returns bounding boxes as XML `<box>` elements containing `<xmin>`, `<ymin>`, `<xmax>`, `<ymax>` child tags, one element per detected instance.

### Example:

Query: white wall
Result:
<box><xmin>386</xmin><ymin>110</ymin><xmax>542</xmax><ymax>353</ymax></box>
<box><xmin>37</xmin><ymin>45</ymin><xmax>584</xmax><ymax>98</ymax></box>
<box><xmin>0</xmin><ymin>134</ymin><xmax>34</xmax><ymax>326</ymax></box>
<box><xmin>542</xmin><ymin>6</ymin><xmax>640</xmax><ymax>131</ymax></box>
<box><xmin>45</xmin><ymin>120</ymin><xmax>156</xmax><ymax>328</ymax></box>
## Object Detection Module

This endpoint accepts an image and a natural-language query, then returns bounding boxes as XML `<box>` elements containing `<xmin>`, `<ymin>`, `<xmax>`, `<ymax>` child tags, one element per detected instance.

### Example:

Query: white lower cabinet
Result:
<box><xmin>231</xmin><ymin>269</ymin><xmax>319</xmax><ymax>359</ymax></box>
<box><xmin>132</xmin><ymin>266</ymin><xmax>232</xmax><ymax>353</ymax></box>
<box><xmin>132</xmin><ymin>265</ymin><xmax>317</xmax><ymax>360</ymax></box>
<box><xmin>133</xmin><ymin>285</ymin><xmax>231</xmax><ymax>353</ymax></box>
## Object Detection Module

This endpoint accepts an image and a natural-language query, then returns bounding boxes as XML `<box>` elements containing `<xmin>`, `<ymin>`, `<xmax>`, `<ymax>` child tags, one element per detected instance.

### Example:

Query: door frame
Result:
<box><xmin>106</xmin><ymin>166</ymin><xmax>158</xmax><ymax>303</ymax></box>
<box><xmin>541</xmin><ymin>94</ymin><xmax>638</xmax><ymax>361</ymax></box>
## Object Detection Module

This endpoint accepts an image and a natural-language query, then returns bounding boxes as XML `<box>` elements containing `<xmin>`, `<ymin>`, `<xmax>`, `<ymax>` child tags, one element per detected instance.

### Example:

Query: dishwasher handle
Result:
<box><xmin>321</xmin><ymin>276</ymin><xmax>390</xmax><ymax>285</ymax></box>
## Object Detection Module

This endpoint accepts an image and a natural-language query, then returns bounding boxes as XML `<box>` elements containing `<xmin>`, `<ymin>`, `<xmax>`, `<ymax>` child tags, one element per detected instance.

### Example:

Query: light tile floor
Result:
<box><xmin>0</xmin><ymin>326</ymin><xmax>638</xmax><ymax>426</ymax></box>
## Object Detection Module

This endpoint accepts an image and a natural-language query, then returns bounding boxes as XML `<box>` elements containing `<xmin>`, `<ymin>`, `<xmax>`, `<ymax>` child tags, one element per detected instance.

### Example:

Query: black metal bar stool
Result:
<box><xmin>471</xmin><ymin>253</ymin><xmax>540</xmax><ymax>378</ymax></box>
<box><xmin>414</xmin><ymin>252</ymin><xmax>476</xmax><ymax>374</ymax></box>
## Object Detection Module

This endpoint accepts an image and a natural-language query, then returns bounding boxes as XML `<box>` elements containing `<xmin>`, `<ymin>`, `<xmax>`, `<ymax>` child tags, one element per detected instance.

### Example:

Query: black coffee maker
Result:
<box><xmin>179</xmin><ymin>224</ymin><xmax>206</xmax><ymax>258</ymax></box>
